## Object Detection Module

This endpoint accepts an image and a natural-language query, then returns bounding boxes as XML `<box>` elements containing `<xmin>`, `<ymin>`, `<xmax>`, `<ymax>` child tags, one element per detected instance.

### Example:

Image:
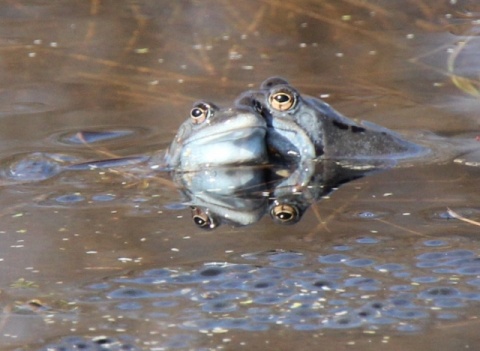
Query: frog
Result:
<box><xmin>164</xmin><ymin>101</ymin><xmax>268</xmax><ymax>171</ymax></box>
<box><xmin>235</xmin><ymin>77</ymin><xmax>427</xmax><ymax>165</ymax></box>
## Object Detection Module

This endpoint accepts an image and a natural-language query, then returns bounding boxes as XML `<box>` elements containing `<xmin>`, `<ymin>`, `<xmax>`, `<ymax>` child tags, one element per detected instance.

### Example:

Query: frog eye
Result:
<box><xmin>190</xmin><ymin>102</ymin><xmax>213</xmax><ymax>124</ymax></box>
<box><xmin>270</xmin><ymin>204</ymin><xmax>300</xmax><ymax>224</ymax></box>
<box><xmin>191</xmin><ymin>206</ymin><xmax>217</xmax><ymax>230</ymax></box>
<box><xmin>269</xmin><ymin>90</ymin><xmax>296</xmax><ymax>111</ymax></box>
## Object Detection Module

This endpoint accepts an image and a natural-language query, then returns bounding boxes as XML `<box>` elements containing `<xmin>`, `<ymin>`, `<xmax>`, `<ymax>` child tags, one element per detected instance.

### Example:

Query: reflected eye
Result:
<box><xmin>191</xmin><ymin>207</ymin><xmax>217</xmax><ymax>230</ymax></box>
<box><xmin>270</xmin><ymin>204</ymin><xmax>299</xmax><ymax>224</ymax></box>
<box><xmin>190</xmin><ymin>103</ymin><xmax>212</xmax><ymax>124</ymax></box>
<box><xmin>269</xmin><ymin>91</ymin><xmax>296</xmax><ymax>111</ymax></box>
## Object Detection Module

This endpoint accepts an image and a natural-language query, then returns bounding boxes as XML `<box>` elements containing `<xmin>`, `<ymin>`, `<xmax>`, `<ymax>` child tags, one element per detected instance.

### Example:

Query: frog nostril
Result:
<box><xmin>252</xmin><ymin>100</ymin><xmax>263</xmax><ymax>114</ymax></box>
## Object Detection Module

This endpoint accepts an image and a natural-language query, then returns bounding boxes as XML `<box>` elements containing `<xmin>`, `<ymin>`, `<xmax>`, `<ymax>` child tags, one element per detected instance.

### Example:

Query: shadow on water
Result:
<box><xmin>0</xmin><ymin>0</ymin><xmax>480</xmax><ymax>350</ymax></box>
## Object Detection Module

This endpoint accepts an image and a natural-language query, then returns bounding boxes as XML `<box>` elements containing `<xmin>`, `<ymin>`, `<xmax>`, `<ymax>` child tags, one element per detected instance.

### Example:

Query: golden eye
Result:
<box><xmin>190</xmin><ymin>103</ymin><xmax>212</xmax><ymax>124</ymax></box>
<box><xmin>270</xmin><ymin>204</ymin><xmax>299</xmax><ymax>224</ymax></box>
<box><xmin>191</xmin><ymin>207</ymin><xmax>217</xmax><ymax>229</ymax></box>
<box><xmin>269</xmin><ymin>91</ymin><xmax>296</xmax><ymax>111</ymax></box>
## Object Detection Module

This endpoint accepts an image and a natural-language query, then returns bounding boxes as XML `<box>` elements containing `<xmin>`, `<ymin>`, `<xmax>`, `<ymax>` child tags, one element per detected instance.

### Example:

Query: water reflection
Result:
<box><xmin>173</xmin><ymin>166</ymin><xmax>267</xmax><ymax>229</ymax></box>
<box><xmin>173</xmin><ymin>157</ymin><xmax>388</xmax><ymax>229</ymax></box>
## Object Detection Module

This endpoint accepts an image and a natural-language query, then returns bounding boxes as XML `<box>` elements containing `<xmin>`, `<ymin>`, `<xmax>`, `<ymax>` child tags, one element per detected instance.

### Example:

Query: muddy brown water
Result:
<box><xmin>0</xmin><ymin>1</ymin><xmax>480</xmax><ymax>350</ymax></box>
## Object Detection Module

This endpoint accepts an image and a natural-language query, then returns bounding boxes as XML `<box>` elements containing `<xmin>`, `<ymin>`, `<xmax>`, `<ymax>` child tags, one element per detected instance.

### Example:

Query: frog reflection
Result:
<box><xmin>236</xmin><ymin>77</ymin><xmax>426</xmax><ymax>165</ymax></box>
<box><xmin>268</xmin><ymin>159</ymin><xmax>370</xmax><ymax>225</ymax></box>
<box><xmin>173</xmin><ymin>158</ymin><xmax>370</xmax><ymax>229</ymax></box>
<box><xmin>164</xmin><ymin>101</ymin><xmax>268</xmax><ymax>171</ymax></box>
<box><xmin>172</xmin><ymin>166</ymin><xmax>268</xmax><ymax>229</ymax></box>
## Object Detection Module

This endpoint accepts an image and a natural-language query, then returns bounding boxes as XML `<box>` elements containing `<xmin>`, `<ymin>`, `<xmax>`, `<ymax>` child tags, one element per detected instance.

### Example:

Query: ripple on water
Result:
<box><xmin>55</xmin><ymin>193</ymin><xmax>86</xmax><ymax>204</ymax></box>
<box><xmin>342</xmin><ymin>209</ymin><xmax>392</xmax><ymax>220</ymax></box>
<box><xmin>0</xmin><ymin>152</ymin><xmax>81</xmax><ymax>182</ymax></box>
<box><xmin>0</xmin><ymin>83</ymin><xmax>86</xmax><ymax>117</ymax></box>
<box><xmin>422</xmin><ymin>239</ymin><xmax>449</xmax><ymax>247</ymax></box>
<box><xmin>78</xmin><ymin>236</ymin><xmax>480</xmax><ymax>333</ymax></box>
<box><xmin>422</xmin><ymin>207</ymin><xmax>480</xmax><ymax>222</ymax></box>
<box><xmin>356</xmin><ymin>236</ymin><xmax>381</xmax><ymax>244</ymax></box>
<box><xmin>91</xmin><ymin>193</ymin><xmax>116</xmax><ymax>202</ymax></box>
<box><xmin>36</xmin><ymin>192</ymin><xmax>122</xmax><ymax>208</ymax></box>
<box><xmin>52</xmin><ymin>127</ymin><xmax>150</xmax><ymax>146</ymax></box>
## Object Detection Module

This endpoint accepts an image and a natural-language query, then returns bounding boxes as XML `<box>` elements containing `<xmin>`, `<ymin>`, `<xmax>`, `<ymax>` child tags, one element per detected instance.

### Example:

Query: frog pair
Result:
<box><xmin>165</xmin><ymin>77</ymin><xmax>424</xmax><ymax>229</ymax></box>
<box><xmin>165</xmin><ymin>77</ymin><xmax>422</xmax><ymax>172</ymax></box>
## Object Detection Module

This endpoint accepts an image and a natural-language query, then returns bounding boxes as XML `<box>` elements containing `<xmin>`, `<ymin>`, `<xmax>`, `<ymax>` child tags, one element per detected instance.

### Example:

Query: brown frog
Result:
<box><xmin>164</xmin><ymin>101</ymin><xmax>268</xmax><ymax>171</ymax></box>
<box><xmin>236</xmin><ymin>77</ymin><xmax>426</xmax><ymax>165</ymax></box>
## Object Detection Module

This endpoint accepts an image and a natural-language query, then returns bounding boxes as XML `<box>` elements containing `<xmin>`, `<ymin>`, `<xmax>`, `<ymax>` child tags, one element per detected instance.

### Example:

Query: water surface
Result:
<box><xmin>0</xmin><ymin>1</ymin><xmax>480</xmax><ymax>350</ymax></box>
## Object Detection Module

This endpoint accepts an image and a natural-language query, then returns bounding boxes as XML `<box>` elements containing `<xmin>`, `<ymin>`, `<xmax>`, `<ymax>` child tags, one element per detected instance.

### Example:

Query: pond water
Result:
<box><xmin>0</xmin><ymin>1</ymin><xmax>480</xmax><ymax>350</ymax></box>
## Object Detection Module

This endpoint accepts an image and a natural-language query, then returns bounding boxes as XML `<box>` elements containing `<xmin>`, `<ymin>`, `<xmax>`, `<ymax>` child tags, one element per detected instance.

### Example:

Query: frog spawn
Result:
<box><xmin>77</xmin><ymin>235</ymin><xmax>480</xmax><ymax>340</ymax></box>
<box><xmin>34</xmin><ymin>335</ymin><xmax>141</xmax><ymax>351</ymax></box>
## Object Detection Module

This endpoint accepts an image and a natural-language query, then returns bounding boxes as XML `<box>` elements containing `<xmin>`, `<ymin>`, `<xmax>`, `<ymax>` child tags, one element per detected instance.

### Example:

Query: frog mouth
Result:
<box><xmin>187</xmin><ymin>126</ymin><xmax>266</xmax><ymax>146</ymax></box>
<box><xmin>184</xmin><ymin>113</ymin><xmax>266</xmax><ymax>146</ymax></box>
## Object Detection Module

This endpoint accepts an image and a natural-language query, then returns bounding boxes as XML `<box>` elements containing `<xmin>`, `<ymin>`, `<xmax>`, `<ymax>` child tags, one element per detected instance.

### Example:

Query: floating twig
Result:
<box><xmin>447</xmin><ymin>208</ymin><xmax>480</xmax><ymax>227</ymax></box>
